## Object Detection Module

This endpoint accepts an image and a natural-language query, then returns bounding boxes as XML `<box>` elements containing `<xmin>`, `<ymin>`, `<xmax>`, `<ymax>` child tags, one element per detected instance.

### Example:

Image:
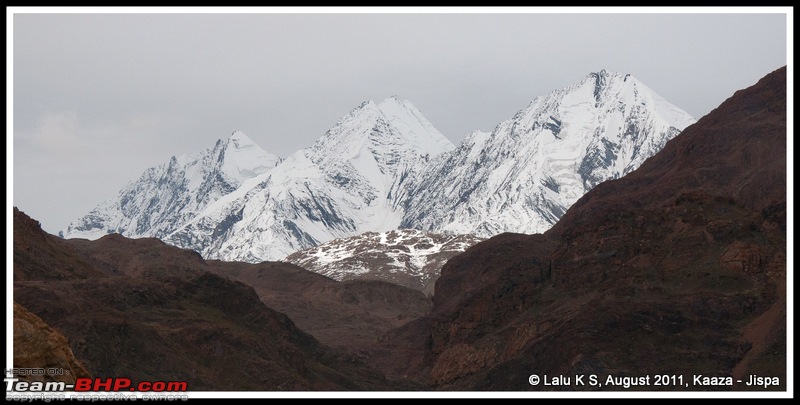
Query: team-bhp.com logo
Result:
<box><xmin>6</xmin><ymin>373</ymin><xmax>189</xmax><ymax>401</ymax></box>
<box><xmin>7</xmin><ymin>377</ymin><xmax>187</xmax><ymax>392</ymax></box>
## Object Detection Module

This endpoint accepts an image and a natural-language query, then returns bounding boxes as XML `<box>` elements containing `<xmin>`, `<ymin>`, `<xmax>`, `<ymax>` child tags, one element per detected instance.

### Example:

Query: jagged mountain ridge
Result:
<box><xmin>164</xmin><ymin>96</ymin><xmax>455</xmax><ymax>261</ymax></box>
<box><xmin>62</xmin><ymin>71</ymin><xmax>695</xmax><ymax>263</ymax></box>
<box><xmin>61</xmin><ymin>130</ymin><xmax>280</xmax><ymax>240</ymax></box>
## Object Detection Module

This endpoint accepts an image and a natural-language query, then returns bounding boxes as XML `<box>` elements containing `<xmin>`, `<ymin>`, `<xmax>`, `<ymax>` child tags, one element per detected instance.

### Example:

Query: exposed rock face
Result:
<box><xmin>375</xmin><ymin>67</ymin><xmax>787</xmax><ymax>391</ymax></box>
<box><xmin>13</xmin><ymin>302</ymin><xmax>92</xmax><ymax>384</ymax></box>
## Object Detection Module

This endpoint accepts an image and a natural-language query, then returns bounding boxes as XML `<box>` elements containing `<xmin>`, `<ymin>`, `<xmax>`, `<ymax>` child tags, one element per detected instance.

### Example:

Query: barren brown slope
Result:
<box><xmin>377</xmin><ymin>66</ymin><xmax>787</xmax><ymax>391</ymax></box>
<box><xmin>207</xmin><ymin>260</ymin><xmax>432</xmax><ymax>356</ymax></box>
<box><xmin>13</xmin><ymin>208</ymin><xmax>415</xmax><ymax>390</ymax></box>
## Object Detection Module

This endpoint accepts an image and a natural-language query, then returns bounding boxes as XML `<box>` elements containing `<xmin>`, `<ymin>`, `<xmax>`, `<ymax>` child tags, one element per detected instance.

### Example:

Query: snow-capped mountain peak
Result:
<box><xmin>61</xmin><ymin>131</ymin><xmax>279</xmax><ymax>240</ymax></box>
<box><xmin>219</xmin><ymin>130</ymin><xmax>281</xmax><ymax>182</ymax></box>
<box><xmin>400</xmin><ymin>69</ymin><xmax>696</xmax><ymax>237</ymax></box>
<box><xmin>375</xmin><ymin>96</ymin><xmax>454</xmax><ymax>155</ymax></box>
<box><xmin>310</xmin><ymin>96</ymin><xmax>453</xmax><ymax>164</ymax></box>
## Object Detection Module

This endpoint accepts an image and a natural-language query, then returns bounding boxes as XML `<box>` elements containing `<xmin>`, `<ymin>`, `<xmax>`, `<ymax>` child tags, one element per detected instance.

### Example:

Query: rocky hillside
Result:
<box><xmin>13</xmin><ymin>302</ymin><xmax>92</xmax><ymax>384</ymax></box>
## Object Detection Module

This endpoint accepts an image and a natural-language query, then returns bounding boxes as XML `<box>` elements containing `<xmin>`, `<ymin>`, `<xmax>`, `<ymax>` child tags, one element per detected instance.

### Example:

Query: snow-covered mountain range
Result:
<box><xmin>62</xmin><ymin>70</ymin><xmax>696</xmax><ymax>265</ymax></box>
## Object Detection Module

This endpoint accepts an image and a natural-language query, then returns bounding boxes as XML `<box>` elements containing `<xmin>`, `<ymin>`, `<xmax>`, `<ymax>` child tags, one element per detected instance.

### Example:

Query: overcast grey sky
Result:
<box><xmin>9</xmin><ymin>7</ymin><xmax>790</xmax><ymax>234</ymax></box>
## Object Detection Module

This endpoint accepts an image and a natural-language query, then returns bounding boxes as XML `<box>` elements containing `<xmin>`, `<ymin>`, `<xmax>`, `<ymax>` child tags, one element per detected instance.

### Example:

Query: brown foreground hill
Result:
<box><xmin>370</xmin><ymin>66</ymin><xmax>787</xmax><ymax>391</ymax></box>
<box><xmin>12</xmin><ymin>208</ymin><xmax>424</xmax><ymax>390</ymax></box>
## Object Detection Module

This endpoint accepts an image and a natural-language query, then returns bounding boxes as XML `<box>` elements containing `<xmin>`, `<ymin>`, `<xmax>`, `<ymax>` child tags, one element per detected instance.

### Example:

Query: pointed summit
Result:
<box><xmin>374</xmin><ymin>96</ymin><xmax>454</xmax><ymax>156</ymax></box>
<box><xmin>378</xmin><ymin>95</ymin><xmax>413</xmax><ymax>111</ymax></box>
<box><xmin>310</xmin><ymin>97</ymin><xmax>453</xmax><ymax>164</ymax></box>
<box><xmin>219</xmin><ymin>130</ymin><xmax>280</xmax><ymax>181</ymax></box>
<box><xmin>227</xmin><ymin>130</ymin><xmax>256</xmax><ymax>146</ymax></box>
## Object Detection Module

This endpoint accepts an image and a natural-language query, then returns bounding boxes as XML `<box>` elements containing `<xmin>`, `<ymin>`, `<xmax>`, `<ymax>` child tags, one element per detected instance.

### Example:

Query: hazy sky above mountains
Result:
<box><xmin>9</xmin><ymin>7</ymin><xmax>790</xmax><ymax>233</ymax></box>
